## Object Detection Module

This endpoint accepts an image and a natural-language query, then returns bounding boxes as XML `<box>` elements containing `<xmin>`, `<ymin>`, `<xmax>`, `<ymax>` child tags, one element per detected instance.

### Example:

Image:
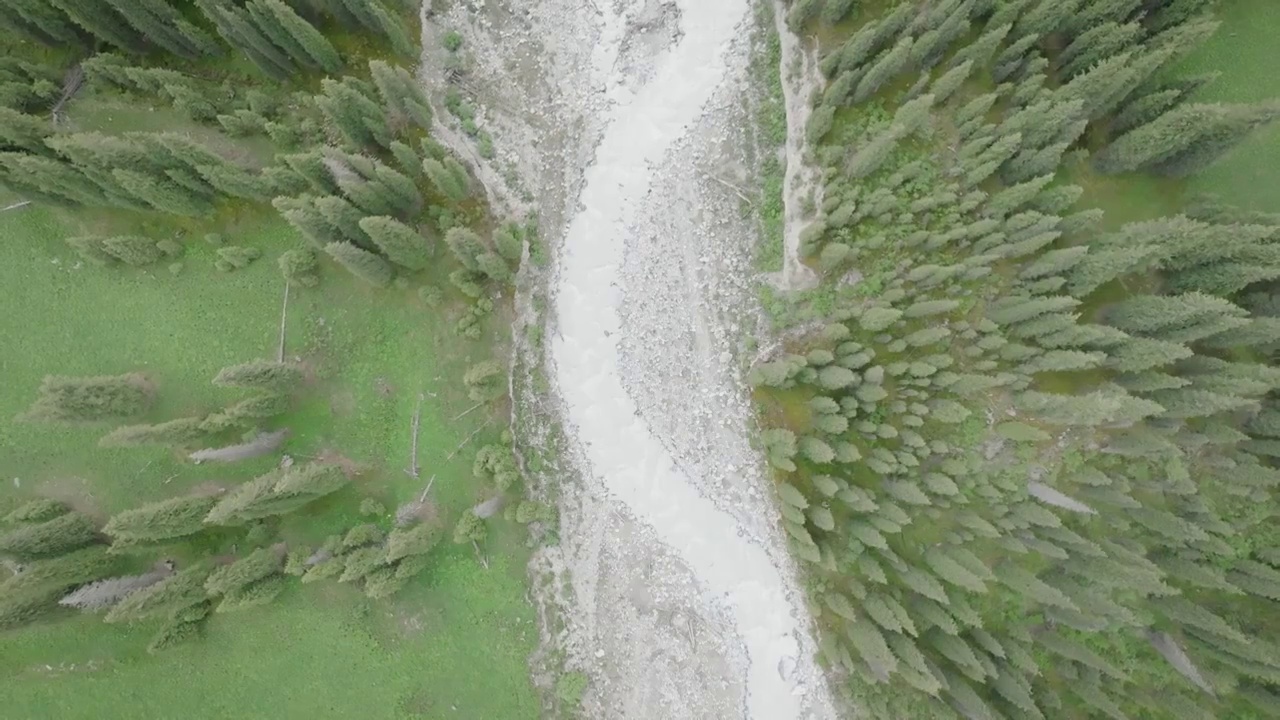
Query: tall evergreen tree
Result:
<box><xmin>21</xmin><ymin>373</ymin><xmax>154</xmax><ymax>422</ymax></box>
<box><xmin>1095</xmin><ymin>102</ymin><xmax>1280</xmax><ymax>176</ymax></box>
<box><xmin>358</xmin><ymin>216</ymin><xmax>431</xmax><ymax>271</ymax></box>
<box><xmin>324</xmin><ymin>241</ymin><xmax>393</xmax><ymax>286</ymax></box>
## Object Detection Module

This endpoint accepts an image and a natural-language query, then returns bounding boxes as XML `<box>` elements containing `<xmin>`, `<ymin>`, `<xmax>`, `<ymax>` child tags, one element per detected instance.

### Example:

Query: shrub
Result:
<box><xmin>278</xmin><ymin>249</ymin><xmax>319</xmax><ymax>287</ymax></box>
<box><xmin>215</xmin><ymin>246</ymin><xmax>261</xmax><ymax>271</ymax></box>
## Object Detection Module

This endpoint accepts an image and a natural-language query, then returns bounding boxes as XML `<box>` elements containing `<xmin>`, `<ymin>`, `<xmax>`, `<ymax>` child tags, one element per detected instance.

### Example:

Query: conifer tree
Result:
<box><xmin>48</xmin><ymin>0</ymin><xmax>149</xmax><ymax>54</ymax></box>
<box><xmin>204</xmin><ymin>548</ymin><xmax>281</xmax><ymax>596</ymax></box>
<box><xmin>853</xmin><ymin>36</ymin><xmax>913</xmax><ymax>103</ymax></box>
<box><xmin>369</xmin><ymin>60</ymin><xmax>433</xmax><ymax>131</ymax></box>
<box><xmin>0</xmin><ymin>512</ymin><xmax>98</xmax><ymax>561</ymax></box>
<box><xmin>1095</xmin><ymin>102</ymin><xmax>1280</xmax><ymax>176</ymax></box>
<box><xmin>103</xmin><ymin>0</ymin><xmax>220</xmax><ymax>59</ymax></box>
<box><xmin>316</xmin><ymin>77</ymin><xmax>391</xmax><ymax>150</ymax></box>
<box><xmin>325</xmin><ymin>241</ymin><xmax>393</xmax><ymax>286</ymax></box>
<box><xmin>197</xmin><ymin>0</ymin><xmax>294</xmax><ymax>80</ymax></box>
<box><xmin>21</xmin><ymin>373</ymin><xmax>154</xmax><ymax>422</ymax></box>
<box><xmin>59</xmin><ymin>569</ymin><xmax>171</xmax><ymax>611</ymax></box>
<box><xmin>213</xmin><ymin>360</ymin><xmax>303</xmax><ymax>392</ymax></box>
<box><xmin>314</xmin><ymin>194</ymin><xmax>373</xmax><ymax>248</ymax></box>
<box><xmin>100</xmin><ymin>235</ymin><xmax>165</xmax><ymax>266</ymax></box>
<box><xmin>422</xmin><ymin>157</ymin><xmax>469</xmax><ymax>201</ymax></box>
<box><xmin>103</xmin><ymin>563</ymin><xmax>210</xmax><ymax>623</ymax></box>
<box><xmin>112</xmin><ymin>168</ymin><xmax>211</xmax><ymax>216</ymax></box>
<box><xmin>0</xmin><ymin>0</ymin><xmax>83</xmax><ymax>45</ymax></box>
<box><xmin>358</xmin><ymin>216</ymin><xmax>431</xmax><ymax>271</ymax></box>
<box><xmin>100</xmin><ymin>417</ymin><xmax>209</xmax><ymax>447</ymax></box>
<box><xmin>4</xmin><ymin>499</ymin><xmax>69</xmax><ymax>525</ymax></box>
<box><xmin>260</xmin><ymin>0</ymin><xmax>341</xmax><ymax>73</ymax></box>
<box><xmin>103</xmin><ymin>495</ymin><xmax>219</xmax><ymax>546</ymax></box>
<box><xmin>274</xmin><ymin>196</ymin><xmax>341</xmax><ymax>249</ymax></box>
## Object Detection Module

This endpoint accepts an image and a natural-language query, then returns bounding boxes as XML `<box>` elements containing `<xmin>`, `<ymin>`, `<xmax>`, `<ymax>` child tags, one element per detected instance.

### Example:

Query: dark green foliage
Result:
<box><xmin>0</xmin><ymin>512</ymin><xmax>98</xmax><ymax>561</ymax></box>
<box><xmin>100</xmin><ymin>235</ymin><xmax>165</xmax><ymax>266</ymax></box>
<box><xmin>216</xmin><ymin>574</ymin><xmax>286</xmax><ymax>612</ymax></box>
<box><xmin>369</xmin><ymin>60</ymin><xmax>433</xmax><ymax>131</ymax></box>
<box><xmin>103</xmin><ymin>495</ymin><xmax>219</xmax><ymax>545</ymax></box>
<box><xmin>20</xmin><ymin>373</ymin><xmax>154</xmax><ymax>423</ymax></box>
<box><xmin>316</xmin><ymin>77</ymin><xmax>391</xmax><ymax>150</ymax></box>
<box><xmin>147</xmin><ymin>617</ymin><xmax>203</xmax><ymax>652</ymax></box>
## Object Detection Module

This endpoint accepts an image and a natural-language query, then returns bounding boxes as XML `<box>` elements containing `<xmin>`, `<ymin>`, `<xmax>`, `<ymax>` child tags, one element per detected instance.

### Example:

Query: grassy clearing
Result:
<box><xmin>1177</xmin><ymin>0</ymin><xmax>1280</xmax><ymax>214</ymax></box>
<box><xmin>0</xmin><ymin>204</ymin><xmax>538</xmax><ymax>716</ymax></box>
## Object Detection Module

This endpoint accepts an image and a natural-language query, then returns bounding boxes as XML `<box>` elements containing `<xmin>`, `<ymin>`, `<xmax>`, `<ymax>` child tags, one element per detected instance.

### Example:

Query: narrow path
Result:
<box><xmin>549</xmin><ymin>1</ymin><xmax>824</xmax><ymax>717</ymax></box>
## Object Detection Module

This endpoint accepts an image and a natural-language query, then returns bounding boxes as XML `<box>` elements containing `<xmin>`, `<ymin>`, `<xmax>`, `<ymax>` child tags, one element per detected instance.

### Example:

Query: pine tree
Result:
<box><xmin>317</xmin><ymin>77</ymin><xmax>391</xmax><ymax>150</ymax></box>
<box><xmin>103</xmin><ymin>495</ymin><xmax>219</xmax><ymax>545</ymax></box>
<box><xmin>325</xmin><ymin>241</ymin><xmax>393</xmax><ymax>286</ymax></box>
<box><xmin>422</xmin><ymin>157</ymin><xmax>469</xmax><ymax>201</ymax></box>
<box><xmin>4</xmin><ymin>499</ymin><xmax>69</xmax><ymax>525</ymax></box>
<box><xmin>314</xmin><ymin>194</ymin><xmax>372</xmax><ymax>247</ymax></box>
<box><xmin>217</xmin><ymin>574</ymin><xmax>286</xmax><ymax>612</ymax></box>
<box><xmin>260</xmin><ymin>0</ymin><xmax>341</xmax><ymax>72</ymax></box>
<box><xmin>100</xmin><ymin>417</ymin><xmax>209</xmax><ymax>447</ymax></box>
<box><xmin>853</xmin><ymin>36</ymin><xmax>913</xmax><ymax>103</ymax></box>
<box><xmin>213</xmin><ymin>360</ymin><xmax>303</xmax><ymax>392</ymax></box>
<box><xmin>103</xmin><ymin>563</ymin><xmax>210</xmax><ymax>622</ymax></box>
<box><xmin>197</xmin><ymin>0</ymin><xmax>294</xmax><ymax>80</ymax></box>
<box><xmin>59</xmin><ymin>569</ymin><xmax>171</xmax><ymax>611</ymax></box>
<box><xmin>369</xmin><ymin>60</ymin><xmax>433</xmax><ymax>131</ymax></box>
<box><xmin>48</xmin><ymin>0</ymin><xmax>149</xmax><ymax>53</ymax></box>
<box><xmin>112</xmin><ymin>168</ymin><xmax>211</xmax><ymax>216</ymax></box>
<box><xmin>1060</xmin><ymin>21</ymin><xmax>1143</xmax><ymax>78</ymax></box>
<box><xmin>21</xmin><ymin>373</ymin><xmax>154</xmax><ymax>422</ymax></box>
<box><xmin>1095</xmin><ymin>102</ymin><xmax>1280</xmax><ymax>176</ymax></box>
<box><xmin>204</xmin><ymin>548</ymin><xmax>282</xmax><ymax>597</ymax></box>
<box><xmin>274</xmin><ymin>196</ymin><xmax>341</xmax><ymax>249</ymax></box>
<box><xmin>0</xmin><ymin>0</ymin><xmax>84</xmax><ymax>45</ymax></box>
<box><xmin>358</xmin><ymin>216</ymin><xmax>431</xmax><ymax>271</ymax></box>
<box><xmin>385</xmin><ymin>522</ymin><xmax>441</xmax><ymax>562</ymax></box>
<box><xmin>100</xmin><ymin>235</ymin><xmax>164</xmax><ymax>266</ymax></box>
<box><xmin>0</xmin><ymin>546</ymin><xmax>118</xmax><ymax>604</ymax></box>
<box><xmin>0</xmin><ymin>512</ymin><xmax>98</xmax><ymax>561</ymax></box>
<box><xmin>103</xmin><ymin>0</ymin><xmax>219</xmax><ymax>59</ymax></box>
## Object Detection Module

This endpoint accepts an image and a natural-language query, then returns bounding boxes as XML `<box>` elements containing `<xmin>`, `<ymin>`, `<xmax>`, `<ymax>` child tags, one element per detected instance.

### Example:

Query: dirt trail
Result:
<box><xmin>419</xmin><ymin>1</ymin><xmax>837</xmax><ymax>717</ymax></box>
<box><xmin>769</xmin><ymin>1</ymin><xmax>823</xmax><ymax>292</ymax></box>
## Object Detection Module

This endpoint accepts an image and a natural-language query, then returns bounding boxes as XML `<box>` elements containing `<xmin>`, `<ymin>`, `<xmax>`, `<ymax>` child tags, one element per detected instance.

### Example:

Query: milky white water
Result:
<box><xmin>550</xmin><ymin>1</ymin><xmax>810</xmax><ymax>717</ymax></box>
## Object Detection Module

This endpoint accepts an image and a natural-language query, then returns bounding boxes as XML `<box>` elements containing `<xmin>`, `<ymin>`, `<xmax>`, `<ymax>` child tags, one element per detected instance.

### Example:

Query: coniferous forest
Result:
<box><xmin>761</xmin><ymin>0</ymin><xmax>1280</xmax><ymax>718</ymax></box>
<box><xmin>3</xmin><ymin>0</ymin><xmax>1279</xmax><ymax>717</ymax></box>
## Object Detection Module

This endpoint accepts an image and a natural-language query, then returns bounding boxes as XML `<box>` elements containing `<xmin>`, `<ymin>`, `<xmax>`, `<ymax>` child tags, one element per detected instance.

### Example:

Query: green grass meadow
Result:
<box><xmin>0</xmin><ymin>204</ymin><xmax>540</xmax><ymax>717</ymax></box>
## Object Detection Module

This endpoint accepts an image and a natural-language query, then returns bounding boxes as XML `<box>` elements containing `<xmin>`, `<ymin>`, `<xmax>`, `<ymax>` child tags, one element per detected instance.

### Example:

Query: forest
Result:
<box><xmin>0</xmin><ymin>0</ymin><xmax>550</xmax><ymax>717</ymax></box>
<box><xmin>758</xmin><ymin>0</ymin><xmax>1280</xmax><ymax>718</ymax></box>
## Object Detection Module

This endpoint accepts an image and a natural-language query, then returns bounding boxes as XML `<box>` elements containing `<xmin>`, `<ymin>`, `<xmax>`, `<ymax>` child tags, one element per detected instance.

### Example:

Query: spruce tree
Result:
<box><xmin>325</xmin><ymin>241</ymin><xmax>393</xmax><ymax>286</ymax></box>
<box><xmin>21</xmin><ymin>373</ymin><xmax>154</xmax><ymax>422</ymax></box>
<box><xmin>853</xmin><ymin>36</ymin><xmax>913</xmax><ymax>103</ymax></box>
<box><xmin>48</xmin><ymin>0</ymin><xmax>150</xmax><ymax>53</ymax></box>
<box><xmin>104</xmin><ymin>563</ymin><xmax>211</xmax><ymax>623</ymax></box>
<box><xmin>358</xmin><ymin>216</ymin><xmax>431</xmax><ymax>271</ymax></box>
<box><xmin>112</xmin><ymin>168</ymin><xmax>211</xmax><ymax>216</ymax></box>
<box><xmin>102</xmin><ymin>0</ymin><xmax>220</xmax><ymax>59</ymax></box>
<box><xmin>100</xmin><ymin>417</ymin><xmax>209</xmax><ymax>447</ymax></box>
<box><xmin>204</xmin><ymin>548</ymin><xmax>281</xmax><ymax>596</ymax></box>
<box><xmin>422</xmin><ymin>157</ymin><xmax>469</xmax><ymax>201</ymax></box>
<box><xmin>369</xmin><ymin>61</ymin><xmax>433</xmax><ymax>131</ymax></box>
<box><xmin>1095</xmin><ymin>102</ymin><xmax>1280</xmax><ymax>176</ymax></box>
<box><xmin>260</xmin><ymin>0</ymin><xmax>341</xmax><ymax>73</ymax></box>
<box><xmin>103</xmin><ymin>495</ymin><xmax>219</xmax><ymax>545</ymax></box>
<box><xmin>316</xmin><ymin>77</ymin><xmax>391</xmax><ymax>150</ymax></box>
<box><xmin>0</xmin><ymin>512</ymin><xmax>98</xmax><ymax>561</ymax></box>
<box><xmin>212</xmin><ymin>360</ymin><xmax>303</xmax><ymax>392</ymax></box>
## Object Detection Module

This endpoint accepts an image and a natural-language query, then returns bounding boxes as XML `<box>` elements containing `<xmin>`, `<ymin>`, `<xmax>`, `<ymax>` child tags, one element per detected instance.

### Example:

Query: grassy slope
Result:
<box><xmin>1178</xmin><ymin>0</ymin><xmax>1280</xmax><ymax>214</ymax></box>
<box><xmin>0</xmin><ymin>199</ymin><xmax>538</xmax><ymax>714</ymax></box>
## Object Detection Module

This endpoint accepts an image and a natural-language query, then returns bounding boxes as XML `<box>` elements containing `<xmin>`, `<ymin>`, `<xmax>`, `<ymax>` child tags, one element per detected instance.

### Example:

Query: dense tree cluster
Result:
<box><xmin>767</xmin><ymin>1</ymin><xmax>1280</xmax><ymax>717</ymax></box>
